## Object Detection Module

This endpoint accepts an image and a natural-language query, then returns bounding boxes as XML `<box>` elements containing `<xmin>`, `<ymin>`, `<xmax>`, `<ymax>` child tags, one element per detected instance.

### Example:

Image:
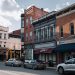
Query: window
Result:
<box><xmin>26</xmin><ymin>19</ymin><xmax>28</xmax><ymax>25</ymax></box>
<box><xmin>4</xmin><ymin>45</ymin><xmax>5</xmax><ymax>47</ymax></box>
<box><xmin>48</xmin><ymin>26</ymin><xmax>50</xmax><ymax>39</ymax></box>
<box><xmin>30</xmin><ymin>17</ymin><xmax>32</xmax><ymax>24</ymax></box>
<box><xmin>4</xmin><ymin>34</ymin><xmax>6</xmax><ymax>39</ymax></box>
<box><xmin>50</xmin><ymin>26</ymin><xmax>53</xmax><ymax>37</ymax></box>
<box><xmin>41</xmin><ymin>29</ymin><xmax>43</xmax><ymax>39</ymax></box>
<box><xmin>21</xmin><ymin>20</ymin><xmax>24</xmax><ymax>27</ymax></box>
<box><xmin>70</xmin><ymin>23</ymin><xmax>74</xmax><ymax>35</ymax></box>
<box><xmin>38</xmin><ymin>29</ymin><xmax>41</xmax><ymax>40</ymax></box>
<box><xmin>60</xmin><ymin>26</ymin><xmax>63</xmax><ymax>37</ymax></box>
<box><xmin>35</xmin><ymin>30</ymin><xmax>38</xmax><ymax>41</ymax></box>
<box><xmin>0</xmin><ymin>45</ymin><xmax>1</xmax><ymax>47</ymax></box>
<box><xmin>30</xmin><ymin>32</ymin><xmax>32</xmax><ymax>40</ymax></box>
<box><xmin>26</xmin><ymin>33</ymin><xmax>28</xmax><ymax>41</ymax></box>
<box><xmin>44</xmin><ymin>27</ymin><xmax>47</xmax><ymax>39</ymax></box>
<box><xmin>0</xmin><ymin>33</ymin><xmax>2</xmax><ymax>39</ymax></box>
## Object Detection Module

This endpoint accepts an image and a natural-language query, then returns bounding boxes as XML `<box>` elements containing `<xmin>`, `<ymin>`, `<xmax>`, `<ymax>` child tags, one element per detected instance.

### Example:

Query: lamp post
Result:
<box><xmin>14</xmin><ymin>45</ymin><xmax>15</xmax><ymax>58</ymax></box>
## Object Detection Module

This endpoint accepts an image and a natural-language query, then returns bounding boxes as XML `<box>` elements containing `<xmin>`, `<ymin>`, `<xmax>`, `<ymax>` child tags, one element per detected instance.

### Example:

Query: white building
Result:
<box><xmin>0</xmin><ymin>26</ymin><xmax>9</xmax><ymax>47</ymax></box>
<box><xmin>6</xmin><ymin>30</ymin><xmax>21</xmax><ymax>59</ymax></box>
<box><xmin>7</xmin><ymin>37</ymin><xmax>21</xmax><ymax>51</ymax></box>
<box><xmin>0</xmin><ymin>26</ymin><xmax>9</xmax><ymax>61</ymax></box>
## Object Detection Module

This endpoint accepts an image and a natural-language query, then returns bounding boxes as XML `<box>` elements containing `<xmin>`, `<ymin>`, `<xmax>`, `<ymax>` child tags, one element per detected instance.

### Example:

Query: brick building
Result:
<box><xmin>21</xmin><ymin>6</ymin><xmax>48</xmax><ymax>60</ymax></box>
<box><xmin>54</xmin><ymin>3</ymin><xmax>75</xmax><ymax>64</ymax></box>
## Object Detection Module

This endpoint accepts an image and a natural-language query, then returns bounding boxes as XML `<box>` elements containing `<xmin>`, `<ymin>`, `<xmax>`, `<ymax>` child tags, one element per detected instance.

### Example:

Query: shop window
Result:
<box><xmin>70</xmin><ymin>23</ymin><xmax>74</xmax><ymax>35</ymax></box>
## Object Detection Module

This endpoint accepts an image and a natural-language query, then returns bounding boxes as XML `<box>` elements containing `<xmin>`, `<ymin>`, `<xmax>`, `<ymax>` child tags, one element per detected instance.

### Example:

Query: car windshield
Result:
<box><xmin>8</xmin><ymin>59</ymin><xmax>16</xmax><ymax>61</ymax></box>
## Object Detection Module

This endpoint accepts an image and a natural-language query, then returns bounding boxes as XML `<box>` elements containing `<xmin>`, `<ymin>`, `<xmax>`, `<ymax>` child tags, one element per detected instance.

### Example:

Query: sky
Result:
<box><xmin>0</xmin><ymin>0</ymin><xmax>75</xmax><ymax>32</ymax></box>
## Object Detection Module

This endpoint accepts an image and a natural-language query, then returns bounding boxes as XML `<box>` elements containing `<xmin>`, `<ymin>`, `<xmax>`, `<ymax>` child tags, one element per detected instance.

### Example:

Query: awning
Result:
<box><xmin>34</xmin><ymin>49</ymin><xmax>41</xmax><ymax>54</ymax></box>
<box><xmin>53</xmin><ymin>43</ymin><xmax>75</xmax><ymax>52</ymax></box>
<box><xmin>34</xmin><ymin>48</ymin><xmax>53</xmax><ymax>54</ymax></box>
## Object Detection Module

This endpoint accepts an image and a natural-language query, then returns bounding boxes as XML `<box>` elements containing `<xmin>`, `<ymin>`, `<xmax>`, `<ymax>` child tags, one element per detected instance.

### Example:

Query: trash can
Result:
<box><xmin>48</xmin><ymin>60</ymin><xmax>54</xmax><ymax>67</ymax></box>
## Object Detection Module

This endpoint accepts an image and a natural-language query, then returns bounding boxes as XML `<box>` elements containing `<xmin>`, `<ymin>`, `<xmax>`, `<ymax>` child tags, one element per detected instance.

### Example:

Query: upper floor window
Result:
<box><xmin>30</xmin><ymin>17</ymin><xmax>32</xmax><ymax>24</ymax></box>
<box><xmin>50</xmin><ymin>26</ymin><xmax>53</xmax><ymax>37</ymax></box>
<box><xmin>26</xmin><ymin>33</ymin><xmax>28</xmax><ymax>41</ymax></box>
<box><xmin>0</xmin><ymin>33</ymin><xmax>2</xmax><ymax>39</ymax></box>
<box><xmin>4</xmin><ymin>34</ymin><xmax>6</xmax><ymax>39</ymax></box>
<box><xmin>60</xmin><ymin>26</ymin><xmax>63</xmax><ymax>37</ymax></box>
<box><xmin>21</xmin><ymin>20</ymin><xmax>24</xmax><ymax>27</ymax></box>
<box><xmin>26</xmin><ymin>19</ymin><xmax>28</xmax><ymax>25</ymax></box>
<box><xmin>70</xmin><ymin>23</ymin><xmax>74</xmax><ymax>35</ymax></box>
<box><xmin>44</xmin><ymin>27</ymin><xmax>47</xmax><ymax>39</ymax></box>
<box><xmin>30</xmin><ymin>31</ymin><xmax>32</xmax><ymax>40</ymax></box>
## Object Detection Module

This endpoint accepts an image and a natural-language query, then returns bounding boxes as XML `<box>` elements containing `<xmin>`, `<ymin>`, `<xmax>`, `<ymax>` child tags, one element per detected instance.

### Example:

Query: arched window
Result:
<box><xmin>70</xmin><ymin>23</ymin><xmax>74</xmax><ymax>35</ymax></box>
<box><xmin>60</xmin><ymin>26</ymin><xmax>63</xmax><ymax>37</ymax></box>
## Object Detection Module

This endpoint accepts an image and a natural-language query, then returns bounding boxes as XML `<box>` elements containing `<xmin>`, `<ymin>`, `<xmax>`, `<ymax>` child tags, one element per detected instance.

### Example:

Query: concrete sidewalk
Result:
<box><xmin>46</xmin><ymin>67</ymin><xmax>56</xmax><ymax>70</ymax></box>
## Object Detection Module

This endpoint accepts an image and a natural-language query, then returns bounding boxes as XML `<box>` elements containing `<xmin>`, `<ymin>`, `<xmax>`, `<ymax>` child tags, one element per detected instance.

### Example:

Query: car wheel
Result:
<box><xmin>58</xmin><ymin>67</ymin><xmax>64</xmax><ymax>75</ymax></box>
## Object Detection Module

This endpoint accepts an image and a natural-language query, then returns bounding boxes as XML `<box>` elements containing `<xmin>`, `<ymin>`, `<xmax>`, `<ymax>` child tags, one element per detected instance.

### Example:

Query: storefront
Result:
<box><xmin>34</xmin><ymin>42</ymin><xmax>56</xmax><ymax>64</ymax></box>
<box><xmin>53</xmin><ymin>43</ymin><xmax>75</xmax><ymax>64</ymax></box>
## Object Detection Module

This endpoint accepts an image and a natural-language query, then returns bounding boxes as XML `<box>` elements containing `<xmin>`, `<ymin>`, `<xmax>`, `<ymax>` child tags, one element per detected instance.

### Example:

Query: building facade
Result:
<box><xmin>6</xmin><ymin>30</ymin><xmax>21</xmax><ymax>60</ymax></box>
<box><xmin>32</xmin><ymin>11</ymin><xmax>56</xmax><ymax>64</ymax></box>
<box><xmin>21</xmin><ymin>6</ymin><xmax>48</xmax><ymax>60</ymax></box>
<box><xmin>0</xmin><ymin>26</ymin><xmax>9</xmax><ymax>61</ymax></box>
<box><xmin>55</xmin><ymin>4</ymin><xmax>75</xmax><ymax>64</ymax></box>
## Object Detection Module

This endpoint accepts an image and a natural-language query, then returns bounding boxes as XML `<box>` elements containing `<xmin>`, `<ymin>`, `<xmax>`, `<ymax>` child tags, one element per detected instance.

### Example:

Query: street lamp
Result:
<box><xmin>14</xmin><ymin>45</ymin><xmax>15</xmax><ymax>58</ymax></box>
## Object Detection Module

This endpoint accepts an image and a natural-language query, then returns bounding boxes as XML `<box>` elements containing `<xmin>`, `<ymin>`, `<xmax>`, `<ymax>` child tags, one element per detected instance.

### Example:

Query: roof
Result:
<box><xmin>9</xmin><ymin>29</ymin><xmax>21</xmax><ymax>38</ymax></box>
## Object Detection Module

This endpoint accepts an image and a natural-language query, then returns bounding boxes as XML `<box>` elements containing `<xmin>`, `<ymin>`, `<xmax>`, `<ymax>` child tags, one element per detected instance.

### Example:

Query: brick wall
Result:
<box><xmin>56</xmin><ymin>12</ymin><xmax>75</xmax><ymax>40</ymax></box>
<box><xmin>24</xmin><ymin>6</ymin><xmax>48</xmax><ymax>44</ymax></box>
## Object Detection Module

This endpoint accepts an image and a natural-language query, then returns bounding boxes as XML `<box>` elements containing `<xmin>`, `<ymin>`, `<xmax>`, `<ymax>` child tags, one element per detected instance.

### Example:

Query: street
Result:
<box><xmin>0</xmin><ymin>62</ymin><xmax>58</xmax><ymax>75</ymax></box>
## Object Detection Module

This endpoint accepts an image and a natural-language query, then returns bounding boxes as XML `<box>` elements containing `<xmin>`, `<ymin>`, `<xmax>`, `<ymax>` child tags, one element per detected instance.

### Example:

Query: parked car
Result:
<box><xmin>57</xmin><ymin>58</ymin><xmax>75</xmax><ymax>75</ymax></box>
<box><xmin>24</xmin><ymin>60</ymin><xmax>46</xmax><ymax>70</ymax></box>
<box><xmin>5</xmin><ymin>58</ymin><xmax>22</xmax><ymax>67</ymax></box>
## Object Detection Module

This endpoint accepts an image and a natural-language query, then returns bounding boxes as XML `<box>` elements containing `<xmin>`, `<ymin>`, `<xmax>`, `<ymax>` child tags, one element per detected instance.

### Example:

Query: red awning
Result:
<box><xmin>34</xmin><ymin>48</ymin><xmax>53</xmax><ymax>54</ymax></box>
<box><xmin>40</xmin><ymin>48</ymin><xmax>53</xmax><ymax>53</ymax></box>
<box><xmin>34</xmin><ymin>49</ymin><xmax>41</xmax><ymax>54</ymax></box>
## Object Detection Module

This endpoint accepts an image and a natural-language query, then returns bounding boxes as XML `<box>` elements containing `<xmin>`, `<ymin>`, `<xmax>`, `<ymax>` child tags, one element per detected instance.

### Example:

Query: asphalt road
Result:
<box><xmin>0</xmin><ymin>62</ymin><xmax>58</xmax><ymax>75</ymax></box>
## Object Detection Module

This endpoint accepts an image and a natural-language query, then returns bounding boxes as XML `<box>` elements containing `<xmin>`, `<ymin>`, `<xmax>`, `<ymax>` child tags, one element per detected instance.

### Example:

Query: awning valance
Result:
<box><xmin>34</xmin><ymin>48</ymin><xmax>53</xmax><ymax>54</ymax></box>
<box><xmin>53</xmin><ymin>43</ymin><xmax>75</xmax><ymax>52</ymax></box>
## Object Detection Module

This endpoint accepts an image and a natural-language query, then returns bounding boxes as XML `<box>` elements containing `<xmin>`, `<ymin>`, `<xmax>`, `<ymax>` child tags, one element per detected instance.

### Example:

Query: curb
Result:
<box><xmin>46</xmin><ymin>67</ymin><xmax>56</xmax><ymax>70</ymax></box>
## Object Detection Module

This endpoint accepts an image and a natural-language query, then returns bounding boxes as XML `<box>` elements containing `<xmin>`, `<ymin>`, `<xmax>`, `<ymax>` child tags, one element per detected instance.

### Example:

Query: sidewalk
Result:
<box><xmin>46</xmin><ymin>66</ymin><xmax>56</xmax><ymax>70</ymax></box>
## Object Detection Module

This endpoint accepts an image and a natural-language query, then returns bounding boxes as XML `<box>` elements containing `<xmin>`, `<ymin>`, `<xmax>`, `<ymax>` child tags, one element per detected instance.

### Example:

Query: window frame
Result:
<box><xmin>70</xmin><ymin>23</ymin><xmax>74</xmax><ymax>35</ymax></box>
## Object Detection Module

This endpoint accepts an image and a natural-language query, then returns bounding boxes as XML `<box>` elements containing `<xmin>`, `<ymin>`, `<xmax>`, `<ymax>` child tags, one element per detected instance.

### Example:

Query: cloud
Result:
<box><xmin>0</xmin><ymin>0</ymin><xmax>23</xmax><ymax>32</ymax></box>
<box><xmin>55</xmin><ymin>2</ymin><xmax>71</xmax><ymax>11</ymax></box>
<box><xmin>55</xmin><ymin>4</ymin><xmax>61</xmax><ymax>11</ymax></box>
<box><xmin>44</xmin><ymin>8</ymin><xmax>50</xmax><ymax>12</ymax></box>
